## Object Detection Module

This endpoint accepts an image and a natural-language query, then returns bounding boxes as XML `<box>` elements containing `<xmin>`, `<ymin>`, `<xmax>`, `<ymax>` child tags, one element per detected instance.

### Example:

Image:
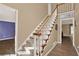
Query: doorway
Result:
<box><xmin>0</xmin><ymin>4</ymin><xmax>17</xmax><ymax>55</ymax></box>
<box><xmin>60</xmin><ymin>18</ymin><xmax>75</xmax><ymax>46</ymax></box>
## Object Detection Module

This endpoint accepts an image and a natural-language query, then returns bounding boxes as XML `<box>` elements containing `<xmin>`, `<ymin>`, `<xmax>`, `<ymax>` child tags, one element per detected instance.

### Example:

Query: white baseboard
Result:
<box><xmin>63</xmin><ymin>35</ymin><xmax>71</xmax><ymax>37</ymax></box>
<box><xmin>44</xmin><ymin>41</ymin><xmax>57</xmax><ymax>56</ymax></box>
<box><xmin>58</xmin><ymin>42</ymin><xmax>62</xmax><ymax>44</ymax></box>
<box><xmin>0</xmin><ymin>37</ymin><xmax>14</xmax><ymax>41</ymax></box>
<box><xmin>73</xmin><ymin>45</ymin><xmax>79</xmax><ymax>56</ymax></box>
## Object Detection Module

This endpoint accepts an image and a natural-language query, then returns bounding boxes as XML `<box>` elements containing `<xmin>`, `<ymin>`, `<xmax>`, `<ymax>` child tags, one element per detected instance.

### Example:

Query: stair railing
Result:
<box><xmin>33</xmin><ymin>6</ymin><xmax>58</xmax><ymax>56</ymax></box>
<box><xmin>17</xmin><ymin>4</ymin><xmax>58</xmax><ymax>56</ymax></box>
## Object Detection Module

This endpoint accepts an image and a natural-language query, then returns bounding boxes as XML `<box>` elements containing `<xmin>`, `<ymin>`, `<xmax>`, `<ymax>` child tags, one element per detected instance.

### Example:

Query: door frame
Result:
<box><xmin>73</xmin><ymin>18</ymin><xmax>75</xmax><ymax>46</ymax></box>
<box><xmin>60</xmin><ymin>18</ymin><xmax>75</xmax><ymax>46</ymax></box>
<box><xmin>15</xmin><ymin>9</ymin><xmax>18</xmax><ymax>54</ymax></box>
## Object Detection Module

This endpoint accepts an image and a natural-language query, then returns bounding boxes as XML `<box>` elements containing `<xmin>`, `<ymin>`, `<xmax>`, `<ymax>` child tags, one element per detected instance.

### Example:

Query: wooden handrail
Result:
<box><xmin>38</xmin><ymin>15</ymin><xmax>49</xmax><ymax>30</ymax></box>
<box><xmin>33</xmin><ymin>5</ymin><xmax>58</xmax><ymax>36</ymax></box>
<box><xmin>57</xmin><ymin>3</ymin><xmax>64</xmax><ymax>6</ymax></box>
<box><xmin>50</xmin><ymin>5</ymin><xmax>58</xmax><ymax>17</ymax></box>
<box><xmin>34</xmin><ymin>3</ymin><xmax>66</xmax><ymax>35</ymax></box>
<box><xmin>33</xmin><ymin>3</ymin><xmax>74</xmax><ymax>56</ymax></box>
<box><xmin>33</xmin><ymin>3</ymin><xmax>67</xmax><ymax>36</ymax></box>
<box><xmin>50</xmin><ymin>3</ymin><xmax>65</xmax><ymax>17</ymax></box>
<box><xmin>33</xmin><ymin>4</ymin><xmax>59</xmax><ymax>56</ymax></box>
<box><xmin>33</xmin><ymin>15</ymin><xmax>50</xmax><ymax>35</ymax></box>
<box><xmin>57</xmin><ymin>3</ymin><xmax>74</xmax><ymax>13</ymax></box>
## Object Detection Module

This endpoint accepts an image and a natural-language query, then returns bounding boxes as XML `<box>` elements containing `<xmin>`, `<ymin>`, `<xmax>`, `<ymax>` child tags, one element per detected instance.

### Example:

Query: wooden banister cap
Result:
<box><xmin>33</xmin><ymin>32</ymin><xmax>41</xmax><ymax>36</ymax></box>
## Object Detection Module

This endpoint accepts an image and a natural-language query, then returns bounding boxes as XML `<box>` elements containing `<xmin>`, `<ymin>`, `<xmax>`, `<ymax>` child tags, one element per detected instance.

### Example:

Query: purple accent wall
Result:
<box><xmin>0</xmin><ymin>21</ymin><xmax>15</xmax><ymax>39</ymax></box>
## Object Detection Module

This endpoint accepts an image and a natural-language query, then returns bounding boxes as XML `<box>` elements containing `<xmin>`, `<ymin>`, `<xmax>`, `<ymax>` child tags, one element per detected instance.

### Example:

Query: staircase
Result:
<box><xmin>16</xmin><ymin>6</ymin><xmax>58</xmax><ymax>56</ymax></box>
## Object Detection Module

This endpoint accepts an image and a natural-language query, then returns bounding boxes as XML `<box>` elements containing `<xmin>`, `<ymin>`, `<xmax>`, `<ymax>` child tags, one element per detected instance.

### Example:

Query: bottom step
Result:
<box><xmin>17</xmin><ymin>50</ymin><xmax>34</xmax><ymax>56</ymax></box>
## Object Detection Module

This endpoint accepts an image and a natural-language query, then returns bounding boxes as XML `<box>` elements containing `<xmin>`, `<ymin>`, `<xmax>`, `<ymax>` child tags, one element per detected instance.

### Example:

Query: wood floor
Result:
<box><xmin>0</xmin><ymin>39</ymin><xmax>15</xmax><ymax>55</ymax></box>
<box><xmin>48</xmin><ymin>37</ymin><xmax>78</xmax><ymax>56</ymax></box>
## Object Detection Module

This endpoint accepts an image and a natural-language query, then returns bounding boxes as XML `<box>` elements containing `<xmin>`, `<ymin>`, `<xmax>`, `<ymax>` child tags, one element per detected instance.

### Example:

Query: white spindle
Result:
<box><xmin>34</xmin><ymin>35</ymin><xmax>37</xmax><ymax>56</ymax></box>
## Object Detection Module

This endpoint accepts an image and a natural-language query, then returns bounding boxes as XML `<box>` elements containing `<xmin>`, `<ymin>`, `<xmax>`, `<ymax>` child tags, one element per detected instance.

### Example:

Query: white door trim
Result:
<box><xmin>60</xmin><ymin>17</ymin><xmax>62</xmax><ymax>43</ymax></box>
<box><xmin>15</xmin><ymin>9</ymin><xmax>18</xmax><ymax>54</ymax></box>
<box><xmin>58</xmin><ymin>15</ymin><xmax>62</xmax><ymax>44</ymax></box>
<box><xmin>73</xmin><ymin>18</ymin><xmax>75</xmax><ymax>46</ymax></box>
<box><xmin>48</xmin><ymin>3</ymin><xmax>51</xmax><ymax>15</ymax></box>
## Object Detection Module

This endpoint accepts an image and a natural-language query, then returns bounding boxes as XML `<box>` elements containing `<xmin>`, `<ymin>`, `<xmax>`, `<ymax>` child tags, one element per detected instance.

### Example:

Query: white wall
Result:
<box><xmin>0</xmin><ymin>4</ymin><xmax>16</xmax><ymax>22</ymax></box>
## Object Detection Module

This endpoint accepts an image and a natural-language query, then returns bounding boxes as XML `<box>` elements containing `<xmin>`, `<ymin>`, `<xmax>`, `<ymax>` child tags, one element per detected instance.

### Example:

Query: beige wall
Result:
<box><xmin>4</xmin><ymin>3</ymin><xmax>48</xmax><ymax>49</ymax></box>
<box><xmin>74</xmin><ymin>4</ymin><xmax>79</xmax><ymax>47</ymax></box>
<box><xmin>62</xmin><ymin>24</ymin><xmax>70</xmax><ymax>36</ymax></box>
